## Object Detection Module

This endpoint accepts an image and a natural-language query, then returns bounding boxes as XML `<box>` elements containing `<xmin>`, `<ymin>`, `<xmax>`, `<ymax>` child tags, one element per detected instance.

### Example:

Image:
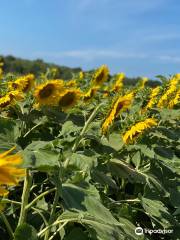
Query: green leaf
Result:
<box><xmin>140</xmin><ymin>197</ymin><xmax>178</xmax><ymax>228</ymax></box>
<box><xmin>0</xmin><ymin>118</ymin><xmax>21</xmax><ymax>151</ymax></box>
<box><xmin>91</xmin><ymin>170</ymin><xmax>118</xmax><ymax>189</ymax></box>
<box><xmin>62</xmin><ymin>183</ymin><xmax>119</xmax><ymax>225</ymax></box>
<box><xmin>59</xmin><ymin>211</ymin><xmax>125</xmax><ymax>240</ymax></box>
<box><xmin>109</xmin><ymin>159</ymin><xmax>146</xmax><ymax>183</ymax></box>
<box><xmin>68</xmin><ymin>152</ymin><xmax>97</xmax><ymax>173</ymax></box>
<box><xmin>22</xmin><ymin>141</ymin><xmax>60</xmax><ymax>171</ymax></box>
<box><xmin>14</xmin><ymin>223</ymin><xmax>38</xmax><ymax>240</ymax></box>
<box><xmin>101</xmin><ymin>133</ymin><xmax>123</xmax><ymax>152</ymax></box>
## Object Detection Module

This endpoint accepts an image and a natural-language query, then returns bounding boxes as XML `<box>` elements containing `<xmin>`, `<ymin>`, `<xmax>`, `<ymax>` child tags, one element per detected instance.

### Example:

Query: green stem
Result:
<box><xmin>31</xmin><ymin>207</ymin><xmax>48</xmax><ymax>227</ymax></box>
<box><xmin>1</xmin><ymin>199</ymin><xmax>21</xmax><ymax>205</ymax></box>
<box><xmin>72</xmin><ymin>103</ymin><xmax>103</xmax><ymax>152</ymax></box>
<box><xmin>25</xmin><ymin>188</ymin><xmax>56</xmax><ymax>210</ymax></box>
<box><xmin>17</xmin><ymin>169</ymin><xmax>32</xmax><ymax>226</ymax></box>
<box><xmin>23</xmin><ymin>122</ymin><xmax>42</xmax><ymax>138</ymax></box>
<box><xmin>64</xmin><ymin>104</ymin><xmax>103</xmax><ymax>169</ymax></box>
<box><xmin>0</xmin><ymin>212</ymin><xmax>14</xmax><ymax>239</ymax></box>
<box><xmin>44</xmin><ymin>169</ymin><xmax>62</xmax><ymax>240</ymax></box>
<box><xmin>48</xmin><ymin>221</ymin><xmax>68</xmax><ymax>240</ymax></box>
<box><xmin>38</xmin><ymin>219</ymin><xmax>76</xmax><ymax>237</ymax></box>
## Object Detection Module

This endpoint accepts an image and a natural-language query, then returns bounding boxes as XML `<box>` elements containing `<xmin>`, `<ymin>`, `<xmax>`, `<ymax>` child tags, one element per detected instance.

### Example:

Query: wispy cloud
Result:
<box><xmin>34</xmin><ymin>50</ymin><xmax>147</xmax><ymax>61</ymax></box>
<box><xmin>34</xmin><ymin>49</ymin><xmax>180</xmax><ymax>64</ymax></box>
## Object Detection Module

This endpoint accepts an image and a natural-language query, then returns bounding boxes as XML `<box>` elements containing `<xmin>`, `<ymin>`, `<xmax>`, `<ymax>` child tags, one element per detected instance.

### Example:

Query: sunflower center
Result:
<box><xmin>95</xmin><ymin>71</ymin><xmax>105</xmax><ymax>84</ymax></box>
<box><xmin>12</xmin><ymin>82</ymin><xmax>19</xmax><ymax>89</ymax></box>
<box><xmin>59</xmin><ymin>92</ymin><xmax>75</xmax><ymax>107</ymax></box>
<box><xmin>39</xmin><ymin>84</ymin><xmax>54</xmax><ymax>98</ymax></box>
<box><xmin>22</xmin><ymin>80</ymin><xmax>30</xmax><ymax>92</ymax></box>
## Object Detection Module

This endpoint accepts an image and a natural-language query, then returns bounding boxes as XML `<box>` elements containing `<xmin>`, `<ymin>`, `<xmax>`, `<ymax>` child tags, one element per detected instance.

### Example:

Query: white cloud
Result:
<box><xmin>34</xmin><ymin>49</ymin><xmax>180</xmax><ymax>64</ymax></box>
<box><xmin>34</xmin><ymin>50</ymin><xmax>147</xmax><ymax>61</ymax></box>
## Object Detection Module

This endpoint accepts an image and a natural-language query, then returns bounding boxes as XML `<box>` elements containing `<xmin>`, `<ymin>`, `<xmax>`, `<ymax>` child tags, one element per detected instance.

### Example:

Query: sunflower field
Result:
<box><xmin>0</xmin><ymin>62</ymin><xmax>180</xmax><ymax>240</ymax></box>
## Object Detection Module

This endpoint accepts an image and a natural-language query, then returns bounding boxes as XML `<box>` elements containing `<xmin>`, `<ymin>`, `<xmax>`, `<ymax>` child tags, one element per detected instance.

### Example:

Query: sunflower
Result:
<box><xmin>8</xmin><ymin>74</ymin><xmax>35</xmax><ymax>93</ymax></box>
<box><xmin>122</xmin><ymin>118</ymin><xmax>157</xmax><ymax>144</ymax></box>
<box><xmin>8</xmin><ymin>90</ymin><xmax>24</xmax><ymax>101</ymax></box>
<box><xmin>143</xmin><ymin>86</ymin><xmax>161</xmax><ymax>111</ymax></box>
<box><xmin>168</xmin><ymin>89</ymin><xmax>180</xmax><ymax>108</ymax></box>
<box><xmin>102</xmin><ymin>92</ymin><xmax>134</xmax><ymax>134</ymax></box>
<box><xmin>0</xmin><ymin>90</ymin><xmax>24</xmax><ymax>109</ymax></box>
<box><xmin>34</xmin><ymin>80</ymin><xmax>64</xmax><ymax>107</ymax></box>
<box><xmin>0</xmin><ymin>94</ymin><xmax>13</xmax><ymax>108</ymax></box>
<box><xmin>112</xmin><ymin>72</ymin><xmax>125</xmax><ymax>92</ymax></box>
<box><xmin>139</xmin><ymin>77</ymin><xmax>148</xmax><ymax>90</ymax></box>
<box><xmin>157</xmin><ymin>79</ymin><xmax>178</xmax><ymax>108</ymax></box>
<box><xmin>79</xmin><ymin>71</ymin><xmax>84</xmax><ymax>79</ymax></box>
<box><xmin>0</xmin><ymin>147</ymin><xmax>25</xmax><ymax>196</ymax></box>
<box><xmin>65</xmin><ymin>79</ymin><xmax>77</xmax><ymax>88</ymax></box>
<box><xmin>59</xmin><ymin>89</ymin><xmax>82</xmax><ymax>111</ymax></box>
<box><xmin>102</xmin><ymin>86</ymin><xmax>110</xmax><ymax>97</ymax></box>
<box><xmin>0</xmin><ymin>68</ymin><xmax>3</xmax><ymax>80</ymax></box>
<box><xmin>83</xmin><ymin>87</ymin><xmax>99</xmax><ymax>102</ymax></box>
<box><xmin>92</xmin><ymin>65</ymin><xmax>109</xmax><ymax>86</ymax></box>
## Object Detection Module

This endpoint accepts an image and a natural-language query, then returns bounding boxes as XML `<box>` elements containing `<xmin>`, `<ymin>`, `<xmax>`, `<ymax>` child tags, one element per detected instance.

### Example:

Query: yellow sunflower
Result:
<box><xmin>102</xmin><ymin>86</ymin><xmax>110</xmax><ymax>97</ymax></box>
<box><xmin>168</xmin><ymin>89</ymin><xmax>180</xmax><ymax>108</ymax></box>
<box><xmin>102</xmin><ymin>92</ymin><xmax>134</xmax><ymax>134</ymax></box>
<box><xmin>0</xmin><ymin>68</ymin><xmax>3</xmax><ymax>80</ymax></box>
<box><xmin>157</xmin><ymin>78</ymin><xmax>178</xmax><ymax>108</ymax></box>
<box><xmin>122</xmin><ymin>118</ymin><xmax>157</xmax><ymax>144</ymax></box>
<box><xmin>0</xmin><ymin>147</ymin><xmax>25</xmax><ymax>196</ymax></box>
<box><xmin>0</xmin><ymin>90</ymin><xmax>24</xmax><ymax>109</ymax></box>
<box><xmin>139</xmin><ymin>77</ymin><xmax>148</xmax><ymax>90</ymax></box>
<box><xmin>112</xmin><ymin>72</ymin><xmax>125</xmax><ymax>92</ymax></box>
<box><xmin>79</xmin><ymin>71</ymin><xmax>84</xmax><ymax>79</ymax></box>
<box><xmin>0</xmin><ymin>93</ymin><xmax>14</xmax><ymax>109</ymax></box>
<box><xmin>83</xmin><ymin>87</ymin><xmax>99</xmax><ymax>102</ymax></box>
<box><xmin>34</xmin><ymin>80</ymin><xmax>64</xmax><ymax>107</ymax></box>
<box><xmin>8</xmin><ymin>74</ymin><xmax>35</xmax><ymax>93</ymax></box>
<box><xmin>59</xmin><ymin>88</ymin><xmax>82</xmax><ymax>111</ymax></box>
<box><xmin>65</xmin><ymin>79</ymin><xmax>77</xmax><ymax>88</ymax></box>
<box><xmin>143</xmin><ymin>86</ymin><xmax>161</xmax><ymax>111</ymax></box>
<box><xmin>92</xmin><ymin>65</ymin><xmax>109</xmax><ymax>86</ymax></box>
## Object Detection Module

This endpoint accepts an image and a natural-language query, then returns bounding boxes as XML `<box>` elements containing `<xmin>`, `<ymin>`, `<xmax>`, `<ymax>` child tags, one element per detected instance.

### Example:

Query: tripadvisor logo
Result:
<box><xmin>135</xmin><ymin>227</ymin><xmax>173</xmax><ymax>236</ymax></box>
<box><xmin>135</xmin><ymin>227</ymin><xmax>143</xmax><ymax>235</ymax></box>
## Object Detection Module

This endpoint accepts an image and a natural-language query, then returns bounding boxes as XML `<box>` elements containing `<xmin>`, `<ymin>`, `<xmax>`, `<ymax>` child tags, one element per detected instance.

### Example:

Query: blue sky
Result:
<box><xmin>0</xmin><ymin>0</ymin><xmax>180</xmax><ymax>78</ymax></box>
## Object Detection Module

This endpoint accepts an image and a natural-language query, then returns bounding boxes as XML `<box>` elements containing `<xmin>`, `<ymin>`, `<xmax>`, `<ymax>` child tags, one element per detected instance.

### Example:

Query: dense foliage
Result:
<box><xmin>0</xmin><ymin>62</ymin><xmax>179</xmax><ymax>240</ymax></box>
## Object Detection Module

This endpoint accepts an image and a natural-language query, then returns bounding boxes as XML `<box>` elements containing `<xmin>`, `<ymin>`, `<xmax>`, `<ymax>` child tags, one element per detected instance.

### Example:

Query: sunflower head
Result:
<box><xmin>0</xmin><ymin>68</ymin><xmax>3</xmax><ymax>79</ymax></box>
<box><xmin>83</xmin><ymin>87</ymin><xmax>99</xmax><ymax>102</ymax></box>
<box><xmin>101</xmin><ymin>92</ymin><xmax>134</xmax><ymax>135</ymax></box>
<box><xmin>59</xmin><ymin>88</ymin><xmax>82</xmax><ymax>111</ymax></box>
<box><xmin>138</xmin><ymin>77</ymin><xmax>148</xmax><ymax>90</ymax></box>
<box><xmin>65</xmin><ymin>79</ymin><xmax>77</xmax><ymax>88</ymax></box>
<box><xmin>0</xmin><ymin>94</ymin><xmax>14</xmax><ymax>108</ymax></box>
<box><xmin>92</xmin><ymin>65</ymin><xmax>109</xmax><ymax>86</ymax></box>
<box><xmin>79</xmin><ymin>71</ymin><xmax>84</xmax><ymax>79</ymax></box>
<box><xmin>8</xmin><ymin>74</ymin><xmax>35</xmax><ymax>93</ymax></box>
<box><xmin>112</xmin><ymin>72</ymin><xmax>125</xmax><ymax>92</ymax></box>
<box><xmin>122</xmin><ymin>118</ymin><xmax>157</xmax><ymax>144</ymax></box>
<box><xmin>0</xmin><ymin>147</ymin><xmax>25</xmax><ymax>196</ymax></box>
<box><xmin>34</xmin><ymin>80</ymin><xmax>64</xmax><ymax>107</ymax></box>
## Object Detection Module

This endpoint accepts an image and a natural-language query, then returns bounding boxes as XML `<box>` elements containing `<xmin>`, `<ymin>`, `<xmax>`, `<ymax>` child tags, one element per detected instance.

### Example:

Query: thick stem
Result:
<box><xmin>17</xmin><ymin>169</ymin><xmax>32</xmax><ymax>226</ymax></box>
